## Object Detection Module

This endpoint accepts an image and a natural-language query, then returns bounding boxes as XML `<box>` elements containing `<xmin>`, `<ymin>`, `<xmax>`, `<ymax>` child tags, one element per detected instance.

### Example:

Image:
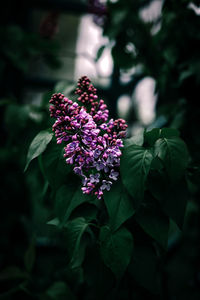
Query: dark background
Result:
<box><xmin>0</xmin><ymin>0</ymin><xmax>200</xmax><ymax>299</ymax></box>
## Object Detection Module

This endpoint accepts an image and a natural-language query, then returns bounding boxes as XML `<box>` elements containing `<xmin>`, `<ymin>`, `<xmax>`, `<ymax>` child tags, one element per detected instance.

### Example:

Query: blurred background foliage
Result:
<box><xmin>0</xmin><ymin>0</ymin><xmax>200</xmax><ymax>299</ymax></box>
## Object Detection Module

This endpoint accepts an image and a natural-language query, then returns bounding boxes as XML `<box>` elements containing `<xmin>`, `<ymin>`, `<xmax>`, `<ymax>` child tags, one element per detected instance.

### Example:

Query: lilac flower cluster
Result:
<box><xmin>49</xmin><ymin>76</ymin><xmax>127</xmax><ymax>199</ymax></box>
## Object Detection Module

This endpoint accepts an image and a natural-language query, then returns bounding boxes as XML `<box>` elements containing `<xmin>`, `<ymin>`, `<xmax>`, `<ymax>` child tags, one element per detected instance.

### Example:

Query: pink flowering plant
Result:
<box><xmin>25</xmin><ymin>76</ymin><xmax>190</xmax><ymax>297</ymax></box>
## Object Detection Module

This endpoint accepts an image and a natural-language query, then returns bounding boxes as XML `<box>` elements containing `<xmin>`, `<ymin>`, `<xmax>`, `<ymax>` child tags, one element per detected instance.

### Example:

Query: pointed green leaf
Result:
<box><xmin>160</xmin><ymin>128</ymin><xmax>180</xmax><ymax>138</ymax></box>
<box><xmin>104</xmin><ymin>181</ymin><xmax>135</xmax><ymax>231</ymax></box>
<box><xmin>24</xmin><ymin>129</ymin><xmax>53</xmax><ymax>171</ymax></box>
<box><xmin>41</xmin><ymin>139</ymin><xmax>71</xmax><ymax>189</ymax></box>
<box><xmin>148</xmin><ymin>169</ymin><xmax>189</xmax><ymax>228</ymax></box>
<box><xmin>46</xmin><ymin>281</ymin><xmax>76</xmax><ymax>300</ymax></box>
<box><xmin>124</xmin><ymin>131</ymin><xmax>144</xmax><ymax>147</ymax></box>
<box><xmin>55</xmin><ymin>185</ymin><xmax>76</xmax><ymax>223</ymax></box>
<box><xmin>70</xmin><ymin>203</ymin><xmax>98</xmax><ymax>222</ymax></box>
<box><xmin>147</xmin><ymin>165</ymin><xmax>168</xmax><ymax>205</ymax></box>
<box><xmin>96</xmin><ymin>45</ymin><xmax>106</xmax><ymax>61</ymax></box>
<box><xmin>99</xmin><ymin>226</ymin><xmax>133</xmax><ymax>279</ymax></box>
<box><xmin>120</xmin><ymin>145</ymin><xmax>153</xmax><ymax>201</ymax></box>
<box><xmin>144</xmin><ymin>128</ymin><xmax>160</xmax><ymax>146</ymax></box>
<box><xmin>144</xmin><ymin>128</ymin><xmax>180</xmax><ymax>146</ymax></box>
<box><xmin>154</xmin><ymin>136</ymin><xmax>189</xmax><ymax>182</ymax></box>
<box><xmin>65</xmin><ymin>217</ymin><xmax>91</xmax><ymax>269</ymax></box>
<box><xmin>61</xmin><ymin>188</ymin><xmax>92</xmax><ymax>227</ymax></box>
<box><xmin>47</xmin><ymin>218</ymin><xmax>60</xmax><ymax>226</ymax></box>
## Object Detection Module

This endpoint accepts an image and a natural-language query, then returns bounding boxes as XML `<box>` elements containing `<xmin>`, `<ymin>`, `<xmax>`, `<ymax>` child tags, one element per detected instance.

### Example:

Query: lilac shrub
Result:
<box><xmin>49</xmin><ymin>76</ymin><xmax>127</xmax><ymax>199</ymax></box>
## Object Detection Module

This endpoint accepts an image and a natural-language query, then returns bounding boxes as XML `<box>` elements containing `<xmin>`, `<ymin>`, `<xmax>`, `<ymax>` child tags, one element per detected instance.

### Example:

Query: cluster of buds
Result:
<box><xmin>49</xmin><ymin>76</ymin><xmax>127</xmax><ymax>199</ymax></box>
<box><xmin>75</xmin><ymin>76</ymin><xmax>109</xmax><ymax>123</ymax></box>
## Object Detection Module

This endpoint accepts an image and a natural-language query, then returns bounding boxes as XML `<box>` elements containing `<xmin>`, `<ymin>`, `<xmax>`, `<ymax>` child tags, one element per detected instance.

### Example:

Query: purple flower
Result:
<box><xmin>68</xmin><ymin>141</ymin><xmax>79</xmax><ymax>151</ymax></box>
<box><xmin>103</xmin><ymin>164</ymin><xmax>109</xmax><ymax>173</ymax></box>
<box><xmin>82</xmin><ymin>186</ymin><xmax>93</xmax><ymax>194</ymax></box>
<box><xmin>82</xmin><ymin>176</ymin><xmax>88</xmax><ymax>185</ymax></box>
<box><xmin>94</xmin><ymin>189</ymin><xmax>103</xmax><ymax>199</ymax></box>
<box><xmin>100</xmin><ymin>180</ymin><xmax>112</xmax><ymax>191</ymax></box>
<box><xmin>116</xmin><ymin>139</ymin><xmax>124</xmax><ymax>147</ymax></box>
<box><xmin>109</xmin><ymin>169</ymin><xmax>119</xmax><ymax>181</ymax></box>
<box><xmin>49</xmin><ymin>76</ymin><xmax>128</xmax><ymax>199</ymax></box>
<box><xmin>66</xmin><ymin>156</ymin><xmax>74</xmax><ymax>165</ymax></box>
<box><xmin>74</xmin><ymin>166</ymin><xmax>83</xmax><ymax>176</ymax></box>
<box><xmin>89</xmin><ymin>173</ymin><xmax>100</xmax><ymax>183</ymax></box>
<box><xmin>106</xmin><ymin>155</ymin><xmax>114</xmax><ymax>165</ymax></box>
<box><xmin>94</xmin><ymin>160</ymin><xmax>105</xmax><ymax>171</ymax></box>
<box><xmin>94</xmin><ymin>148</ymin><xmax>102</xmax><ymax>158</ymax></box>
<box><xmin>100</xmin><ymin>123</ymin><xmax>107</xmax><ymax>130</ymax></box>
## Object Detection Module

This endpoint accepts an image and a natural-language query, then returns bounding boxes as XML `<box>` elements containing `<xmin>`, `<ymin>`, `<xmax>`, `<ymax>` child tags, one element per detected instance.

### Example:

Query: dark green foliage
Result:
<box><xmin>104</xmin><ymin>181</ymin><xmax>135</xmax><ymax>231</ymax></box>
<box><xmin>21</xmin><ymin>111</ymin><xmax>190</xmax><ymax>300</ymax></box>
<box><xmin>2</xmin><ymin>0</ymin><xmax>200</xmax><ymax>299</ymax></box>
<box><xmin>0</xmin><ymin>25</ymin><xmax>61</xmax><ymax>73</ymax></box>
<box><xmin>41</xmin><ymin>140</ymin><xmax>72</xmax><ymax>190</ymax></box>
<box><xmin>121</xmin><ymin>144</ymin><xmax>153</xmax><ymax>201</ymax></box>
<box><xmin>144</xmin><ymin>128</ymin><xmax>180</xmax><ymax>146</ymax></box>
<box><xmin>64</xmin><ymin>217</ymin><xmax>92</xmax><ymax>269</ymax></box>
<box><xmin>128</xmin><ymin>244</ymin><xmax>161</xmax><ymax>293</ymax></box>
<box><xmin>44</xmin><ymin>281</ymin><xmax>76</xmax><ymax>300</ymax></box>
<box><xmin>134</xmin><ymin>196</ymin><xmax>169</xmax><ymax>249</ymax></box>
<box><xmin>26</xmin><ymin>126</ymin><xmax>188</xmax><ymax>299</ymax></box>
<box><xmin>59</xmin><ymin>188</ymin><xmax>94</xmax><ymax>227</ymax></box>
<box><xmin>24</xmin><ymin>129</ymin><xmax>53</xmax><ymax>172</ymax></box>
<box><xmin>24</xmin><ymin>237</ymin><xmax>36</xmax><ymax>273</ymax></box>
<box><xmin>99</xmin><ymin>226</ymin><xmax>133</xmax><ymax>279</ymax></box>
<box><xmin>154</xmin><ymin>136</ymin><xmax>189</xmax><ymax>182</ymax></box>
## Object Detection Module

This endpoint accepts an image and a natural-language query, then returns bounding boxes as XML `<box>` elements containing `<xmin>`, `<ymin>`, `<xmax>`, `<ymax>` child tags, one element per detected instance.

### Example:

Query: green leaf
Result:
<box><xmin>120</xmin><ymin>145</ymin><xmax>153</xmax><ymax>201</ymax></box>
<box><xmin>61</xmin><ymin>187</ymin><xmax>92</xmax><ymax>227</ymax></box>
<box><xmin>41</xmin><ymin>139</ymin><xmax>71</xmax><ymax>190</ymax></box>
<box><xmin>128</xmin><ymin>245</ymin><xmax>160</xmax><ymax>293</ymax></box>
<box><xmin>154</xmin><ymin>136</ymin><xmax>189</xmax><ymax>182</ymax></box>
<box><xmin>104</xmin><ymin>181</ymin><xmax>135</xmax><ymax>231</ymax></box>
<box><xmin>55</xmin><ymin>185</ymin><xmax>77</xmax><ymax>223</ymax></box>
<box><xmin>160</xmin><ymin>128</ymin><xmax>180</xmax><ymax>138</ymax></box>
<box><xmin>46</xmin><ymin>281</ymin><xmax>76</xmax><ymax>300</ymax></box>
<box><xmin>96</xmin><ymin>45</ymin><xmax>106</xmax><ymax>61</ymax></box>
<box><xmin>65</xmin><ymin>217</ymin><xmax>92</xmax><ymax>269</ymax></box>
<box><xmin>147</xmin><ymin>163</ymin><xmax>168</xmax><ymax>205</ymax></box>
<box><xmin>144</xmin><ymin>128</ymin><xmax>160</xmax><ymax>146</ymax></box>
<box><xmin>124</xmin><ymin>132</ymin><xmax>144</xmax><ymax>147</ymax></box>
<box><xmin>135</xmin><ymin>198</ymin><xmax>169</xmax><ymax>249</ymax></box>
<box><xmin>24</xmin><ymin>129</ymin><xmax>53</xmax><ymax>171</ymax></box>
<box><xmin>70</xmin><ymin>203</ymin><xmax>98</xmax><ymax>222</ymax></box>
<box><xmin>99</xmin><ymin>226</ymin><xmax>133</xmax><ymax>279</ymax></box>
<box><xmin>47</xmin><ymin>218</ymin><xmax>60</xmax><ymax>226</ymax></box>
<box><xmin>144</xmin><ymin>128</ymin><xmax>180</xmax><ymax>146</ymax></box>
<box><xmin>148</xmin><ymin>169</ymin><xmax>189</xmax><ymax>228</ymax></box>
